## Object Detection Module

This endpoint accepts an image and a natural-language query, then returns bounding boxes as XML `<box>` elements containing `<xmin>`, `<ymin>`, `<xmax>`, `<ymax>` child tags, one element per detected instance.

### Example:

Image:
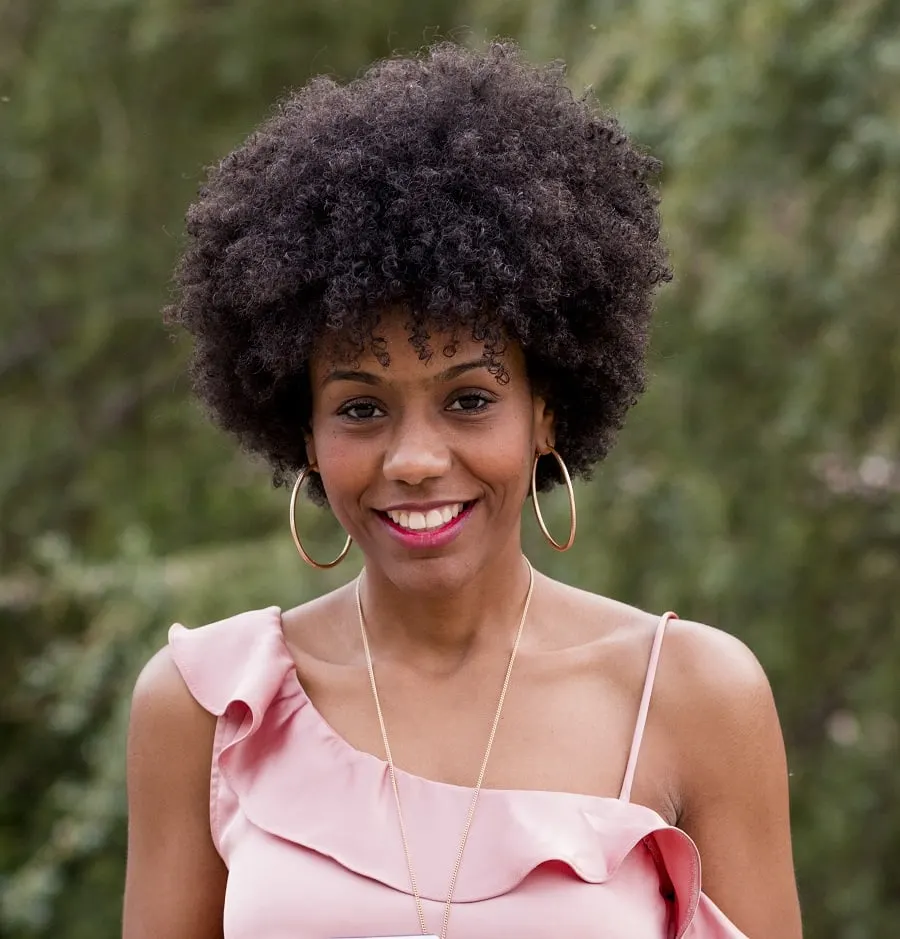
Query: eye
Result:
<box><xmin>337</xmin><ymin>398</ymin><xmax>385</xmax><ymax>421</ymax></box>
<box><xmin>447</xmin><ymin>391</ymin><xmax>494</xmax><ymax>413</ymax></box>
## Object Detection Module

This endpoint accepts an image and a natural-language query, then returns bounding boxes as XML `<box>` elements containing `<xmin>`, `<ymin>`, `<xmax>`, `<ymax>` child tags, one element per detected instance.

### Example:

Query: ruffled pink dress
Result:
<box><xmin>169</xmin><ymin>606</ymin><xmax>749</xmax><ymax>938</ymax></box>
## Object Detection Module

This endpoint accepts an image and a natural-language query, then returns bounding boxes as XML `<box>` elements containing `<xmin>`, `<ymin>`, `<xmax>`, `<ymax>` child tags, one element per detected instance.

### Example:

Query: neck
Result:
<box><xmin>356</xmin><ymin>543</ymin><xmax>533</xmax><ymax>674</ymax></box>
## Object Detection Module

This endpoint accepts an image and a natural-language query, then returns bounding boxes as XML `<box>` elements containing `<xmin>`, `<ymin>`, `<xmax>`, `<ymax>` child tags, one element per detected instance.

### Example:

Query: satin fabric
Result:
<box><xmin>169</xmin><ymin>606</ymin><xmax>748</xmax><ymax>938</ymax></box>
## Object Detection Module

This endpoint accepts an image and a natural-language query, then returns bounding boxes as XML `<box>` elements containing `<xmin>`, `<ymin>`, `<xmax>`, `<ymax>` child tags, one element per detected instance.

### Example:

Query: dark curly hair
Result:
<box><xmin>165</xmin><ymin>41</ymin><xmax>671</xmax><ymax>501</ymax></box>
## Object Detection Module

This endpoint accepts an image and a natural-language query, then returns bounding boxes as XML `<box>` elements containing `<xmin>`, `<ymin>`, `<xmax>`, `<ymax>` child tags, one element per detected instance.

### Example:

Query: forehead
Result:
<box><xmin>309</xmin><ymin>313</ymin><xmax>523</xmax><ymax>382</ymax></box>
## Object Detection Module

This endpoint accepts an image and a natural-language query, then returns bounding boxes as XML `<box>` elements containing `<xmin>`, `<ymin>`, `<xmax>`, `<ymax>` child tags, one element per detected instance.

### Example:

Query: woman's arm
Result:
<box><xmin>665</xmin><ymin>621</ymin><xmax>803</xmax><ymax>938</ymax></box>
<box><xmin>122</xmin><ymin>647</ymin><xmax>227</xmax><ymax>939</ymax></box>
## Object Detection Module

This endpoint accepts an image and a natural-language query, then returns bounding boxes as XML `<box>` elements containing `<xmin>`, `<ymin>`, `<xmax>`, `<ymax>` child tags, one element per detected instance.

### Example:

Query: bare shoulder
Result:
<box><xmin>535</xmin><ymin>575</ymin><xmax>768</xmax><ymax>699</ymax></box>
<box><xmin>127</xmin><ymin>643</ymin><xmax>220</xmax><ymax>851</ymax></box>
<box><xmin>653</xmin><ymin>617</ymin><xmax>777</xmax><ymax>744</ymax></box>
<box><xmin>133</xmin><ymin>642</ymin><xmax>206</xmax><ymax>712</ymax></box>
<box><xmin>649</xmin><ymin>618</ymin><xmax>788</xmax><ymax>819</ymax></box>
<box><xmin>650</xmin><ymin>619</ymin><xmax>801</xmax><ymax>934</ymax></box>
<box><xmin>538</xmin><ymin>578</ymin><xmax>782</xmax><ymax>798</ymax></box>
<box><xmin>130</xmin><ymin>644</ymin><xmax>219</xmax><ymax>753</ymax></box>
<box><xmin>657</xmin><ymin>616</ymin><xmax>772</xmax><ymax>702</ymax></box>
<box><xmin>125</xmin><ymin>646</ymin><xmax>226</xmax><ymax>939</ymax></box>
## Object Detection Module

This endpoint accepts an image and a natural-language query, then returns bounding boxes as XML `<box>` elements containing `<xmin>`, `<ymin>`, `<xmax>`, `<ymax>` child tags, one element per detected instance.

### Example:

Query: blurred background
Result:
<box><xmin>1</xmin><ymin>1</ymin><xmax>898</xmax><ymax>936</ymax></box>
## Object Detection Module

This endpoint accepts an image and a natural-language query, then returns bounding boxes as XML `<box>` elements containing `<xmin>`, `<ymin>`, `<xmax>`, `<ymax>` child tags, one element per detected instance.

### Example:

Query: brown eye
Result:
<box><xmin>447</xmin><ymin>392</ymin><xmax>492</xmax><ymax>412</ymax></box>
<box><xmin>337</xmin><ymin>399</ymin><xmax>385</xmax><ymax>421</ymax></box>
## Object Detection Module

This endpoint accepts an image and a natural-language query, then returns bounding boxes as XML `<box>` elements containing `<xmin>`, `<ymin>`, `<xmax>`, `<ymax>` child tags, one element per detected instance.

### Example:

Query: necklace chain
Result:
<box><xmin>355</xmin><ymin>560</ymin><xmax>535</xmax><ymax>939</ymax></box>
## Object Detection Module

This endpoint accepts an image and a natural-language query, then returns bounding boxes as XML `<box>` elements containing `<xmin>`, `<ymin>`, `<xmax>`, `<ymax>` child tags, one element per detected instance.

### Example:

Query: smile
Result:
<box><xmin>384</xmin><ymin>502</ymin><xmax>465</xmax><ymax>532</ymax></box>
<box><xmin>377</xmin><ymin>501</ymin><xmax>476</xmax><ymax>548</ymax></box>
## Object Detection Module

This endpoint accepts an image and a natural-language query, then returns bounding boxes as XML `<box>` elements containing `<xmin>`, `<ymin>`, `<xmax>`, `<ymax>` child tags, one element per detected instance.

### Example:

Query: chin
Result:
<box><xmin>370</xmin><ymin>550</ymin><xmax>481</xmax><ymax>596</ymax></box>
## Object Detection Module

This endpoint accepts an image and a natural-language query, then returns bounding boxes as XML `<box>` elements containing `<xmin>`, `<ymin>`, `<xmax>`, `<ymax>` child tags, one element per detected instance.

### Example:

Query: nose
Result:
<box><xmin>382</xmin><ymin>415</ymin><xmax>451</xmax><ymax>486</ymax></box>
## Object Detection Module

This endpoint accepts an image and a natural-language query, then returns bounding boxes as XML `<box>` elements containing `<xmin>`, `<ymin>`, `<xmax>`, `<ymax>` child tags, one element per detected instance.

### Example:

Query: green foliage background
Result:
<box><xmin>2</xmin><ymin>1</ymin><xmax>898</xmax><ymax>936</ymax></box>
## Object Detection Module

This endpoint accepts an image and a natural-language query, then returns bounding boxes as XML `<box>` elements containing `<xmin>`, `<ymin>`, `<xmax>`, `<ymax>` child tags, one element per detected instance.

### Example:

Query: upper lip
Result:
<box><xmin>377</xmin><ymin>499</ymin><xmax>473</xmax><ymax>513</ymax></box>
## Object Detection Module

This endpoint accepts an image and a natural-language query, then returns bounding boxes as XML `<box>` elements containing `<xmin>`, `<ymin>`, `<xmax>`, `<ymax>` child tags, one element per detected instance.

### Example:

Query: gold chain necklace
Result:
<box><xmin>354</xmin><ymin>559</ymin><xmax>535</xmax><ymax>939</ymax></box>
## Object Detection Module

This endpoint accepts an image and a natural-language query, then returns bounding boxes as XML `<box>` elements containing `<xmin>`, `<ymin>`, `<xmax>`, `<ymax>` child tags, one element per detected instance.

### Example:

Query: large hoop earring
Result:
<box><xmin>289</xmin><ymin>467</ymin><xmax>352</xmax><ymax>569</ymax></box>
<box><xmin>531</xmin><ymin>447</ymin><xmax>577</xmax><ymax>551</ymax></box>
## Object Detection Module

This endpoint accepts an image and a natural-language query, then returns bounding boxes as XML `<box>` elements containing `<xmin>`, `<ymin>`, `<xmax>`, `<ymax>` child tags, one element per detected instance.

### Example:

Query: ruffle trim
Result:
<box><xmin>169</xmin><ymin>607</ymin><xmax>747</xmax><ymax>939</ymax></box>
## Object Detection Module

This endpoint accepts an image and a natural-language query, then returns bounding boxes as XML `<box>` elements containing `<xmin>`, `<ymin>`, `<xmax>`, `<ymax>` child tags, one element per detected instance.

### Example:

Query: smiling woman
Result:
<box><xmin>304</xmin><ymin>323</ymin><xmax>552</xmax><ymax>594</ymax></box>
<box><xmin>123</xmin><ymin>41</ymin><xmax>802</xmax><ymax>939</ymax></box>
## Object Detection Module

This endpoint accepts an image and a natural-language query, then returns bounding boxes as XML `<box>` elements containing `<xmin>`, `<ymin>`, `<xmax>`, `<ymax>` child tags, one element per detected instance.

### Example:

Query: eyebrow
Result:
<box><xmin>321</xmin><ymin>357</ymin><xmax>492</xmax><ymax>387</ymax></box>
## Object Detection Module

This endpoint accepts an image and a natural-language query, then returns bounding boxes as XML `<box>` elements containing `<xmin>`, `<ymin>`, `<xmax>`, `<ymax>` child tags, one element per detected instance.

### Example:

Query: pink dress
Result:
<box><xmin>169</xmin><ymin>606</ymin><xmax>749</xmax><ymax>938</ymax></box>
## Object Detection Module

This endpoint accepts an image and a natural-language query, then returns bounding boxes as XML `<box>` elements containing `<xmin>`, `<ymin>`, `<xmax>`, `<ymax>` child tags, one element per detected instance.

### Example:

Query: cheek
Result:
<box><xmin>313</xmin><ymin>430</ymin><xmax>375</xmax><ymax>502</ymax></box>
<box><xmin>466</xmin><ymin>416</ymin><xmax>535</xmax><ymax>493</ymax></box>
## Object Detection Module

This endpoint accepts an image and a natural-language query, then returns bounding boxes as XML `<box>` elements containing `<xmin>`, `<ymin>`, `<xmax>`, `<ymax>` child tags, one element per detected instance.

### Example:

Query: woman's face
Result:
<box><xmin>306</xmin><ymin>314</ymin><xmax>554</xmax><ymax>593</ymax></box>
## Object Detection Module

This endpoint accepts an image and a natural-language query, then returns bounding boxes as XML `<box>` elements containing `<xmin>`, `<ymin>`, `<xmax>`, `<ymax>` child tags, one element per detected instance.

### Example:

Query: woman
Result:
<box><xmin>124</xmin><ymin>42</ymin><xmax>803</xmax><ymax>939</ymax></box>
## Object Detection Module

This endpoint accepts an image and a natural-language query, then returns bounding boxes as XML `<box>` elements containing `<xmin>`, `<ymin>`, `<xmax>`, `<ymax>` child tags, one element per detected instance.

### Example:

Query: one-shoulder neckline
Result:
<box><xmin>269</xmin><ymin>604</ymin><xmax>673</xmax><ymax>825</ymax></box>
<box><xmin>169</xmin><ymin>604</ymin><xmax>753</xmax><ymax>936</ymax></box>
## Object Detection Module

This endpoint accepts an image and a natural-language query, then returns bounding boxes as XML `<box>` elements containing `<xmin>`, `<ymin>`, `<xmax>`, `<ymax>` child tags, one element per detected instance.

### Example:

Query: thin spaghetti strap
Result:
<box><xmin>618</xmin><ymin>611</ymin><xmax>678</xmax><ymax>803</ymax></box>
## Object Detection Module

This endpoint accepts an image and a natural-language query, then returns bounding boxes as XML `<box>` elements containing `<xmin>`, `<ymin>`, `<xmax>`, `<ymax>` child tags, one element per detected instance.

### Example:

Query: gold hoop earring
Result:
<box><xmin>289</xmin><ymin>467</ymin><xmax>352</xmax><ymax>569</ymax></box>
<box><xmin>531</xmin><ymin>447</ymin><xmax>576</xmax><ymax>551</ymax></box>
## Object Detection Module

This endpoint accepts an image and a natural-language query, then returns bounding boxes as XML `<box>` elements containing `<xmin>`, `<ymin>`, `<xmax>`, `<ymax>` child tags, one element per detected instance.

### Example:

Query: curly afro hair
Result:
<box><xmin>165</xmin><ymin>40</ymin><xmax>671</xmax><ymax>501</ymax></box>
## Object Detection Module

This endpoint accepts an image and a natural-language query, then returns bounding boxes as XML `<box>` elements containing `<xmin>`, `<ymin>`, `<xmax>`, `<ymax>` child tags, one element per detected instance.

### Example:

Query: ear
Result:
<box><xmin>304</xmin><ymin>431</ymin><xmax>318</xmax><ymax>470</ymax></box>
<box><xmin>532</xmin><ymin>395</ymin><xmax>555</xmax><ymax>453</ymax></box>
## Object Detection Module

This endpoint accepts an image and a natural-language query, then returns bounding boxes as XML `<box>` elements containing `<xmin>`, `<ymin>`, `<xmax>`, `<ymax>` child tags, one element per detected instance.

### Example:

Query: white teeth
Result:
<box><xmin>386</xmin><ymin>503</ymin><xmax>465</xmax><ymax>532</ymax></box>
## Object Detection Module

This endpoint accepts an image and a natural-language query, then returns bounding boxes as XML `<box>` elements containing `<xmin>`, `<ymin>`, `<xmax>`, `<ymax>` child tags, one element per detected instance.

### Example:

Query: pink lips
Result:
<box><xmin>378</xmin><ymin>502</ymin><xmax>475</xmax><ymax>549</ymax></box>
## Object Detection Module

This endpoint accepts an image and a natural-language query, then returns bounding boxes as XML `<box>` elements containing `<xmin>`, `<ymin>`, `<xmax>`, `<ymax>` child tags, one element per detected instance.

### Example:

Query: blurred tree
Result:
<box><xmin>1</xmin><ymin>0</ymin><xmax>898</xmax><ymax>936</ymax></box>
